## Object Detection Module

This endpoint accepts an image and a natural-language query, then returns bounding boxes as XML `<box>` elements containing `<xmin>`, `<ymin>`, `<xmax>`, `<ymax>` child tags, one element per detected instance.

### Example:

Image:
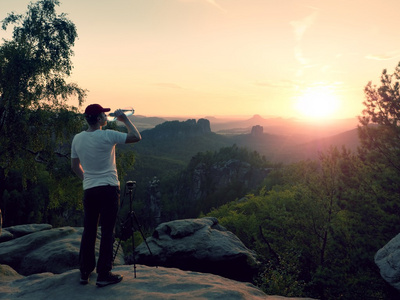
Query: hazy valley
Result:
<box><xmin>122</xmin><ymin>114</ymin><xmax>361</xmax><ymax>218</ymax></box>
<box><xmin>129</xmin><ymin>114</ymin><xmax>360</xmax><ymax>164</ymax></box>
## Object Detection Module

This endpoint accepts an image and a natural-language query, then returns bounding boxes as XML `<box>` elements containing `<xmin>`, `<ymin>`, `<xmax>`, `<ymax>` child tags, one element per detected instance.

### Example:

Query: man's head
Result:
<box><xmin>84</xmin><ymin>104</ymin><xmax>110</xmax><ymax>126</ymax></box>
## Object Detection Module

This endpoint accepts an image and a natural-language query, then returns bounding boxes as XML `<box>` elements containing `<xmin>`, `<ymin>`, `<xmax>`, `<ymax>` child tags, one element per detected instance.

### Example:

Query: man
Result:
<box><xmin>71</xmin><ymin>103</ymin><xmax>141</xmax><ymax>287</ymax></box>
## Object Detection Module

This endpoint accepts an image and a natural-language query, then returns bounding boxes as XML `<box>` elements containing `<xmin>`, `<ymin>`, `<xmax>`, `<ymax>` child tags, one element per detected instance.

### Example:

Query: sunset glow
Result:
<box><xmin>1</xmin><ymin>0</ymin><xmax>399</xmax><ymax>119</ymax></box>
<box><xmin>295</xmin><ymin>86</ymin><xmax>341</xmax><ymax>119</ymax></box>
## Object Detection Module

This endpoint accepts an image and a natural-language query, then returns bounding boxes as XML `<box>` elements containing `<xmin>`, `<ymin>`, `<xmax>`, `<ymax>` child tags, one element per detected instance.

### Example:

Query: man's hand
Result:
<box><xmin>112</xmin><ymin>109</ymin><xmax>141</xmax><ymax>143</ymax></box>
<box><xmin>114</xmin><ymin>109</ymin><xmax>127</xmax><ymax>122</ymax></box>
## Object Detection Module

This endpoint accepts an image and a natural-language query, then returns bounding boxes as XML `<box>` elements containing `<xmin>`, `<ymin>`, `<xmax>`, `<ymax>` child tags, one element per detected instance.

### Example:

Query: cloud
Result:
<box><xmin>290</xmin><ymin>11</ymin><xmax>318</xmax><ymax>42</ymax></box>
<box><xmin>153</xmin><ymin>83</ymin><xmax>184</xmax><ymax>89</ymax></box>
<box><xmin>365</xmin><ymin>51</ymin><xmax>400</xmax><ymax>61</ymax></box>
<box><xmin>290</xmin><ymin>10</ymin><xmax>318</xmax><ymax>66</ymax></box>
<box><xmin>205</xmin><ymin>0</ymin><xmax>226</xmax><ymax>13</ymax></box>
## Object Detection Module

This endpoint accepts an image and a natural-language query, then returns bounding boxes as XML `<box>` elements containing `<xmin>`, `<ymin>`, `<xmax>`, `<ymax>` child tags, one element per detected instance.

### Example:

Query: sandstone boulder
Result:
<box><xmin>0</xmin><ymin>223</ymin><xmax>51</xmax><ymax>243</ymax></box>
<box><xmin>132</xmin><ymin>217</ymin><xmax>259</xmax><ymax>282</ymax></box>
<box><xmin>0</xmin><ymin>225</ymin><xmax>124</xmax><ymax>276</ymax></box>
<box><xmin>375</xmin><ymin>233</ymin><xmax>400</xmax><ymax>291</ymax></box>
<box><xmin>0</xmin><ymin>229</ymin><xmax>13</xmax><ymax>243</ymax></box>
<box><xmin>4</xmin><ymin>224</ymin><xmax>52</xmax><ymax>238</ymax></box>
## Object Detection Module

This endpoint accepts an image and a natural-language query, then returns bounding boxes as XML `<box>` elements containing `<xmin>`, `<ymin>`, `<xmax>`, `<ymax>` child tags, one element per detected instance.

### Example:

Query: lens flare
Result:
<box><xmin>294</xmin><ymin>86</ymin><xmax>340</xmax><ymax>119</ymax></box>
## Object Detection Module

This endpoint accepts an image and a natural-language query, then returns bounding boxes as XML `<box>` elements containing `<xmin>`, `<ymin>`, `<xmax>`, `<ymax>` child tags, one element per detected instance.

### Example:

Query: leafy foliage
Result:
<box><xmin>358</xmin><ymin>63</ymin><xmax>400</xmax><ymax>205</ymax></box>
<box><xmin>0</xmin><ymin>0</ymin><xmax>87</xmax><ymax>226</ymax></box>
<box><xmin>0</xmin><ymin>0</ymin><xmax>86</xmax><ymax>179</ymax></box>
<box><xmin>207</xmin><ymin>147</ymin><xmax>398</xmax><ymax>299</ymax></box>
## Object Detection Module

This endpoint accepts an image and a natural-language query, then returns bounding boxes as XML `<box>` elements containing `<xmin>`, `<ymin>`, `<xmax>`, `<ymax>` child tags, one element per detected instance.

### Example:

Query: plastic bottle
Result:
<box><xmin>107</xmin><ymin>107</ymin><xmax>134</xmax><ymax>121</ymax></box>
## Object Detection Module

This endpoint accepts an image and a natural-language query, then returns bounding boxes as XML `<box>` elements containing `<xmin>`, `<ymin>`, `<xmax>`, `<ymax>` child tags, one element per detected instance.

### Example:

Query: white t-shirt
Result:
<box><xmin>71</xmin><ymin>129</ymin><xmax>127</xmax><ymax>190</ymax></box>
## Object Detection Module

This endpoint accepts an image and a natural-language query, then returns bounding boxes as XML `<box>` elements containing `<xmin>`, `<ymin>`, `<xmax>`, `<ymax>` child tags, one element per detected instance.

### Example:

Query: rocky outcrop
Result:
<box><xmin>375</xmin><ymin>233</ymin><xmax>400</xmax><ymax>291</ymax></box>
<box><xmin>0</xmin><ymin>225</ymin><xmax>124</xmax><ymax>276</ymax></box>
<box><xmin>0</xmin><ymin>224</ymin><xmax>51</xmax><ymax>241</ymax></box>
<box><xmin>251</xmin><ymin>125</ymin><xmax>263</xmax><ymax>137</ymax></box>
<box><xmin>143</xmin><ymin>118</ymin><xmax>211</xmax><ymax>140</ymax></box>
<box><xmin>197</xmin><ymin>118</ymin><xmax>212</xmax><ymax>133</ymax></box>
<box><xmin>0</xmin><ymin>264</ymin><xmax>320</xmax><ymax>300</ymax></box>
<box><xmin>147</xmin><ymin>177</ymin><xmax>162</xmax><ymax>228</ymax></box>
<box><xmin>132</xmin><ymin>217</ymin><xmax>259</xmax><ymax>282</ymax></box>
<box><xmin>0</xmin><ymin>219</ymin><xmax>259</xmax><ymax>281</ymax></box>
<box><xmin>0</xmin><ymin>221</ymin><xmax>318</xmax><ymax>300</ymax></box>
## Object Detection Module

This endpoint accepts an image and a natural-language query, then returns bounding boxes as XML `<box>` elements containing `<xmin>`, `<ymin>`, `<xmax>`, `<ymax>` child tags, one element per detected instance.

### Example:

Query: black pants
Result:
<box><xmin>79</xmin><ymin>185</ymin><xmax>120</xmax><ymax>275</ymax></box>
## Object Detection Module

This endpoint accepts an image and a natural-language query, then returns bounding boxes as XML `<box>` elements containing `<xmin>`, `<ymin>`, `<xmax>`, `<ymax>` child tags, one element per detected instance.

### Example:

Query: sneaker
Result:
<box><xmin>96</xmin><ymin>272</ymin><xmax>123</xmax><ymax>287</ymax></box>
<box><xmin>80</xmin><ymin>271</ymin><xmax>91</xmax><ymax>285</ymax></box>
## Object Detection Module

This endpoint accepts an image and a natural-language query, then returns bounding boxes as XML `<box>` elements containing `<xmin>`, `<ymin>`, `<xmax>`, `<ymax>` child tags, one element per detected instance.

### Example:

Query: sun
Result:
<box><xmin>294</xmin><ymin>86</ymin><xmax>341</xmax><ymax>119</ymax></box>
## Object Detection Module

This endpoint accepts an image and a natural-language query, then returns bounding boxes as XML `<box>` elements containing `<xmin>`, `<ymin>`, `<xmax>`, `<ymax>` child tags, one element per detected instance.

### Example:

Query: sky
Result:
<box><xmin>1</xmin><ymin>0</ymin><xmax>400</xmax><ymax>120</ymax></box>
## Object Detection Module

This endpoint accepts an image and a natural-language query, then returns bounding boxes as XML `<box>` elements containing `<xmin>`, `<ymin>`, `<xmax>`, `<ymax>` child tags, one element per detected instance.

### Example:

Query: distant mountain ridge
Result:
<box><xmin>130</xmin><ymin>114</ymin><xmax>359</xmax><ymax>140</ymax></box>
<box><xmin>130</xmin><ymin>116</ymin><xmax>360</xmax><ymax>164</ymax></box>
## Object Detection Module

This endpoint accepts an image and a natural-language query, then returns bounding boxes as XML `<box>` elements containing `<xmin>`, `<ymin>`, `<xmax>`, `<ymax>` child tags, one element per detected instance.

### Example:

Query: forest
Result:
<box><xmin>1</xmin><ymin>1</ymin><xmax>400</xmax><ymax>299</ymax></box>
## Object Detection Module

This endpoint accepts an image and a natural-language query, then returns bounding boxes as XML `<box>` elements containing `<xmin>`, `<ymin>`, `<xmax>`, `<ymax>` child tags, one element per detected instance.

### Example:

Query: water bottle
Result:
<box><xmin>107</xmin><ymin>106</ymin><xmax>134</xmax><ymax>121</ymax></box>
